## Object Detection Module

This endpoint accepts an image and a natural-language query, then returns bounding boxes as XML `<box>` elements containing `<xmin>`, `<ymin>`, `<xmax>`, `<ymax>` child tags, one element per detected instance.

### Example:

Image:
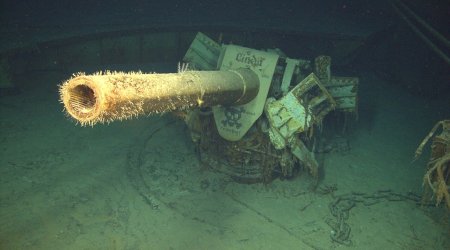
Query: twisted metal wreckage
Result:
<box><xmin>415</xmin><ymin>120</ymin><xmax>450</xmax><ymax>210</ymax></box>
<box><xmin>391</xmin><ymin>0</ymin><xmax>450</xmax><ymax>210</ymax></box>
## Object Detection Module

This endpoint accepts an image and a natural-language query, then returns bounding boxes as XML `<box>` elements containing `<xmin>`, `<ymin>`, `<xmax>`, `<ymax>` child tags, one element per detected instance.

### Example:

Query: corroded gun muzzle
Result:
<box><xmin>59</xmin><ymin>69</ymin><xmax>259</xmax><ymax>125</ymax></box>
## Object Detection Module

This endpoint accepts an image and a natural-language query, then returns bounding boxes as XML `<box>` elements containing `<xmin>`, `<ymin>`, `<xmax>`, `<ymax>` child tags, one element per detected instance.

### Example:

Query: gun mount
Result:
<box><xmin>59</xmin><ymin>32</ymin><xmax>359</xmax><ymax>183</ymax></box>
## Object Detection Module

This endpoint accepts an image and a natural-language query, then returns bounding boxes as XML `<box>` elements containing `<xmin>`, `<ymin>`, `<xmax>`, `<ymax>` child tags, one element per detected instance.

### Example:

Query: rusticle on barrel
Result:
<box><xmin>59</xmin><ymin>69</ymin><xmax>259</xmax><ymax>125</ymax></box>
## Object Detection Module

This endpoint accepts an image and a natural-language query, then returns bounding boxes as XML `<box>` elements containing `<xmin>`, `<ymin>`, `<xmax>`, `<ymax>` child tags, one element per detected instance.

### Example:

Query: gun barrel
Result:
<box><xmin>59</xmin><ymin>69</ymin><xmax>259</xmax><ymax>125</ymax></box>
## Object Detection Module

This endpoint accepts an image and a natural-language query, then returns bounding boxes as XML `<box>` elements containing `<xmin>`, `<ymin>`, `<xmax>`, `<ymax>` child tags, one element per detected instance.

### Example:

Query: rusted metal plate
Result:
<box><xmin>323</xmin><ymin>76</ymin><xmax>359</xmax><ymax>113</ymax></box>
